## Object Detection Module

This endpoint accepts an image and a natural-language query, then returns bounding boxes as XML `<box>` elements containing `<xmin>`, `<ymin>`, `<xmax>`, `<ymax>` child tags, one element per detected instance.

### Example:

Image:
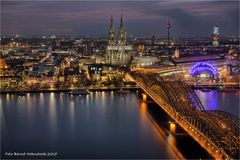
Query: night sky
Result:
<box><xmin>1</xmin><ymin>0</ymin><xmax>239</xmax><ymax>37</ymax></box>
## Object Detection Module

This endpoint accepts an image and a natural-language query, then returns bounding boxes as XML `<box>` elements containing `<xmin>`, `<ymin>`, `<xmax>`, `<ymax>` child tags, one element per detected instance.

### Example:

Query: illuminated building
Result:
<box><xmin>151</xmin><ymin>34</ymin><xmax>155</xmax><ymax>46</ymax></box>
<box><xmin>172</xmin><ymin>48</ymin><xmax>180</xmax><ymax>58</ymax></box>
<box><xmin>0</xmin><ymin>53</ymin><xmax>8</xmax><ymax>69</ymax></box>
<box><xmin>138</xmin><ymin>44</ymin><xmax>144</xmax><ymax>55</ymax></box>
<box><xmin>213</xmin><ymin>25</ymin><xmax>219</xmax><ymax>47</ymax></box>
<box><xmin>0</xmin><ymin>53</ymin><xmax>18</xmax><ymax>87</ymax></box>
<box><xmin>107</xmin><ymin>15</ymin><xmax>115</xmax><ymax>45</ymax></box>
<box><xmin>118</xmin><ymin>16</ymin><xmax>126</xmax><ymax>45</ymax></box>
<box><xmin>226</xmin><ymin>49</ymin><xmax>239</xmax><ymax>77</ymax></box>
<box><xmin>50</xmin><ymin>35</ymin><xmax>57</xmax><ymax>39</ymax></box>
<box><xmin>88</xmin><ymin>64</ymin><xmax>103</xmax><ymax>81</ymax></box>
<box><xmin>131</xmin><ymin>56</ymin><xmax>159</xmax><ymax>68</ymax></box>
<box><xmin>106</xmin><ymin>16</ymin><xmax>133</xmax><ymax>66</ymax></box>
<box><xmin>64</xmin><ymin>67</ymin><xmax>82</xmax><ymax>83</ymax></box>
<box><xmin>190</xmin><ymin>62</ymin><xmax>218</xmax><ymax>80</ymax></box>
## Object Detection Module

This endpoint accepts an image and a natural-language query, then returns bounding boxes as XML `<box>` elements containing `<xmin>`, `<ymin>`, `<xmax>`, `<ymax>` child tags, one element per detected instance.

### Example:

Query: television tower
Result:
<box><xmin>166</xmin><ymin>19</ymin><xmax>171</xmax><ymax>47</ymax></box>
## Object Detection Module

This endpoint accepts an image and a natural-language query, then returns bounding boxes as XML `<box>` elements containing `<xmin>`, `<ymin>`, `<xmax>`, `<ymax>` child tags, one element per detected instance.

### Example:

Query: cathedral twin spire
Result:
<box><xmin>108</xmin><ymin>15</ymin><xmax>126</xmax><ymax>45</ymax></box>
<box><xmin>108</xmin><ymin>15</ymin><xmax>115</xmax><ymax>45</ymax></box>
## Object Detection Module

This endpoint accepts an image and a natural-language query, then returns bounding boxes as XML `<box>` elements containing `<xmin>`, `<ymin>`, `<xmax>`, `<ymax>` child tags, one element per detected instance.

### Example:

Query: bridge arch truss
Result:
<box><xmin>131</xmin><ymin>71</ymin><xmax>240</xmax><ymax>159</ymax></box>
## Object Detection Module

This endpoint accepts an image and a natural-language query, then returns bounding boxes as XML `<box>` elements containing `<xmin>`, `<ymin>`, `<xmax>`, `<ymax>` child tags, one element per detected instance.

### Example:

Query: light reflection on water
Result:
<box><xmin>195</xmin><ymin>90</ymin><xmax>239</xmax><ymax>117</ymax></box>
<box><xmin>139</xmin><ymin>101</ymin><xmax>149</xmax><ymax>130</ymax></box>
<box><xmin>49</xmin><ymin>92</ymin><xmax>57</xmax><ymax>137</ymax></box>
<box><xmin>1</xmin><ymin>92</ymin><xmax>178</xmax><ymax>159</ymax></box>
<box><xmin>167</xmin><ymin>133</ymin><xmax>177</xmax><ymax>149</ymax></box>
<box><xmin>195</xmin><ymin>90</ymin><xmax>218</xmax><ymax>110</ymax></box>
<box><xmin>69</xmin><ymin>97</ymin><xmax>76</xmax><ymax>138</ymax></box>
<box><xmin>1</xmin><ymin>90</ymin><xmax>238</xmax><ymax>159</ymax></box>
<box><xmin>39</xmin><ymin>92</ymin><xmax>44</xmax><ymax>106</ymax></box>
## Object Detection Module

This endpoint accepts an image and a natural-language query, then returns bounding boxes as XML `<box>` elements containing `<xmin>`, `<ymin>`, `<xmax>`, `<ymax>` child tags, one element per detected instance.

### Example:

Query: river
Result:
<box><xmin>1</xmin><ymin>90</ymin><xmax>239</xmax><ymax>159</ymax></box>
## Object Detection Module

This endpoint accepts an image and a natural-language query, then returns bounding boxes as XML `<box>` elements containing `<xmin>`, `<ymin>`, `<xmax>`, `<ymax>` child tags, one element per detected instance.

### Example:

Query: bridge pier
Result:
<box><xmin>138</xmin><ymin>89</ymin><xmax>154</xmax><ymax>103</ymax></box>
<box><xmin>169</xmin><ymin>121</ymin><xmax>176</xmax><ymax>134</ymax></box>
<box><xmin>138</xmin><ymin>90</ymin><xmax>187</xmax><ymax>135</ymax></box>
<box><xmin>138</xmin><ymin>89</ymin><xmax>155</xmax><ymax>103</ymax></box>
<box><xmin>168</xmin><ymin>121</ymin><xmax>187</xmax><ymax>135</ymax></box>
<box><xmin>142</xmin><ymin>93</ymin><xmax>148</xmax><ymax>102</ymax></box>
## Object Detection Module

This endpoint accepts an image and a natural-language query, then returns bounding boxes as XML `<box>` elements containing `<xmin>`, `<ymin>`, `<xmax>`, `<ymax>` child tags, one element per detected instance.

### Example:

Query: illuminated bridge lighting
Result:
<box><xmin>129</xmin><ymin>71</ymin><xmax>240</xmax><ymax>159</ymax></box>
<box><xmin>190</xmin><ymin>62</ymin><xmax>217</xmax><ymax>76</ymax></box>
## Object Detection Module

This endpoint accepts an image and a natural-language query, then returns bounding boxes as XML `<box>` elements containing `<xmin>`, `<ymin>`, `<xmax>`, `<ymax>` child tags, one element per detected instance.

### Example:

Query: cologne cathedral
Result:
<box><xmin>106</xmin><ymin>16</ymin><xmax>133</xmax><ymax>66</ymax></box>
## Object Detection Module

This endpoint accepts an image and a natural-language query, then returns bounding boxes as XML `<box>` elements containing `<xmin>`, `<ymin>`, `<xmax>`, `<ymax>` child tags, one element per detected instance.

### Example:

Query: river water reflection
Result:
<box><xmin>195</xmin><ymin>90</ymin><xmax>239</xmax><ymax>117</ymax></box>
<box><xmin>1</xmin><ymin>90</ymin><xmax>239</xmax><ymax>159</ymax></box>
<box><xmin>1</xmin><ymin>91</ymin><xmax>177</xmax><ymax>159</ymax></box>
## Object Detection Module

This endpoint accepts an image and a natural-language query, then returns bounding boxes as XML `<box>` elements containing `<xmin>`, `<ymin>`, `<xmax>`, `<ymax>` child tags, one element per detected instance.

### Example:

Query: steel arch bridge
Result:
<box><xmin>129</xmin><ymin>71</ymin><xmax>239</xmax><ymax>159</ymax></box>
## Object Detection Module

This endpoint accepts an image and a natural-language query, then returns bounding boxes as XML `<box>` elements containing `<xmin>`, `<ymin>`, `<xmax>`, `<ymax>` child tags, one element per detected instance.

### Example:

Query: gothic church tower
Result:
<box><xmin>118</xmin><ymin>16</ymin><xmax>126</xmax><ymax>45</ymax></box>
<box><xmin>108</xmin><ymin>15</ymin><xmax>115</xmax><ymax>45</ymax></box>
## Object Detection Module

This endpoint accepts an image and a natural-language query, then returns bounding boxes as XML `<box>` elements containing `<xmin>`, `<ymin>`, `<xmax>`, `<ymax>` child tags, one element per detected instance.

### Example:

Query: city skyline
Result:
<box><xmin>1</xmin><ymin>1</ymin><xmax>239</xmax><ymax>159</ymax></box>
<box><xmin>2</xmin><ymin>0</ymin><xmax>239</xmax><ymax>37</ymax></box>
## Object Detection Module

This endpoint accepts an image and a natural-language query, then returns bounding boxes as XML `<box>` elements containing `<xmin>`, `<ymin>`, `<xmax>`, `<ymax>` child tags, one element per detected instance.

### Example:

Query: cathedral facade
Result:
<box><xmin>106</xmin><ymin>16</ymin><xmax>133</xmax><ymax>66</ymax></box>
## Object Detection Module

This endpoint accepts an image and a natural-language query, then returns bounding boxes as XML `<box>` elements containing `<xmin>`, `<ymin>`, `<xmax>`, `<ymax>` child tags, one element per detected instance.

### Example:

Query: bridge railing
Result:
<box><xmin>130</xmin><ymin>72</ymin><xmax>236</xmax><ymax>159</ymax></box>
<box><xmin>145</xmin><ymin>83</ymin><xmax>223</xmax><ymax>153</ymax></box>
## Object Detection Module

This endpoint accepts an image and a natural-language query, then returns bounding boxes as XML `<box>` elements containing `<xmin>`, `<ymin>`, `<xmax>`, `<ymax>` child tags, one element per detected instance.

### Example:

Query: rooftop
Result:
<box><xmin>170</xmin><ymin>55</ymin><xmax>224</xmax><ymax>64</ymax></box>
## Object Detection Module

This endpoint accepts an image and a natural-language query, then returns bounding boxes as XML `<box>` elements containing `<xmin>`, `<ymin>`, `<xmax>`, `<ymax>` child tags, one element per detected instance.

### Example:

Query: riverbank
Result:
<box><xmin>190</xmin><ymin>84</ymin><xmax>239</xmax><ymax>90</ymax></box>
<box><xmin>187</xmin><ymin>81</ymin><xmax>239</xmax><ymax>89</ymax></box>
<box><xmin>0</xmin><ymin>86</ymin><xmax>140</xmax><ymax>94</ymax></box>
<box><xmin>1</xmin><ymin>84</ymin><xmax>239</xmax><ymax>94</ymax></box>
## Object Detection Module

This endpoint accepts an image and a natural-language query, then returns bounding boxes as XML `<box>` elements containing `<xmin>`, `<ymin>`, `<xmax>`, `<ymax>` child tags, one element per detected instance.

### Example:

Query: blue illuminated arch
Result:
<box><xmin>190</xmin><ymin>62</ymin><xmax>217</xmax><ymax>76</ymax></box>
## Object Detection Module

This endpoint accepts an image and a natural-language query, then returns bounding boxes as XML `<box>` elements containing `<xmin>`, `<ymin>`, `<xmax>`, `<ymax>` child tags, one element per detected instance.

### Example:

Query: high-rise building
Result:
<box><xmin>106</xmin><ymin>16</ymin><xmax>133</xmax><ymax>66</ymax></box>
<box><xmin>80</xmin><ymin>41</ymin><xmax>94</xmax><ymax>56</ymax></box>
<box><xmin>213</xmin><ymin>25</ymin><xmax>219</xmax><ymax>47</ymax></box>
<box><xmin>138</xmin><ymin>44</ymin><xmax>144</xmax><ymax>56</ymax></box>
<box><xmin>151</xmin><ymin>34</ymin><xmax>155</xmax><ymax>46</ymax></box>
<box><xmin>172</xmin><ymin>48</ymin><xmax>180</xmax><ymax>58</ymax></box>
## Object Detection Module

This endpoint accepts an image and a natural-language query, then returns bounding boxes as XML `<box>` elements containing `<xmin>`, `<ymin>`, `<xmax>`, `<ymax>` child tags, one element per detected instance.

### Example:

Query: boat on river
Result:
<box><xmin>68</xmin><ymin>89</ymin><xmax>90</xmax><ymax>95</ymax></box>
<box><xmin>200</xmin><ymin>88</ymin><xmax>212</xmax><ymax>92</ymax></box>
<box><xmin>218</xmin><ymin>86</ymin><xmax>239</xmax><ymax>92</ymax></box>
<box><xmin>116</xmin><ymin>88</ymin><xmax>130</xmax><ymax>94</ymax></box>
<box><xmin>218</xmin><ymin>88</ymin><xmax>239</xmax><ymax>92</ymax></box>
<box><xmin>17</xmin><ymin>91</ymin><xmax>26</xmax><ymax>96</ymax></box>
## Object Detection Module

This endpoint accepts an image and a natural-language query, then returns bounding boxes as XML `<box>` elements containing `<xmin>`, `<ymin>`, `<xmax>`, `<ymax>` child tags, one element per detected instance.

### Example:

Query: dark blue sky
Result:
<box><xmin>1</xmin><ymin>0</ymin><xmax>239</xmax><ymax>37</ymax></box>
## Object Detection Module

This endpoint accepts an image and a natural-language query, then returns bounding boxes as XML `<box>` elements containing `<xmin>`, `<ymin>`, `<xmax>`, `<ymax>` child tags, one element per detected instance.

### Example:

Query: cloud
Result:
<box><xmin>1</xmin><ymin>0</ymin><xmax>239</xmax><ymax>36</ymax></box>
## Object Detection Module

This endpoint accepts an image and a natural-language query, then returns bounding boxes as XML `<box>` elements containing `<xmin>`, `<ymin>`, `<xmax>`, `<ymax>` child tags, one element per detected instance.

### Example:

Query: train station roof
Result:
<box><xmin>170</xmin><ymin>55</ymin><xmax>224</xmax><ymax>64</ymax></box>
